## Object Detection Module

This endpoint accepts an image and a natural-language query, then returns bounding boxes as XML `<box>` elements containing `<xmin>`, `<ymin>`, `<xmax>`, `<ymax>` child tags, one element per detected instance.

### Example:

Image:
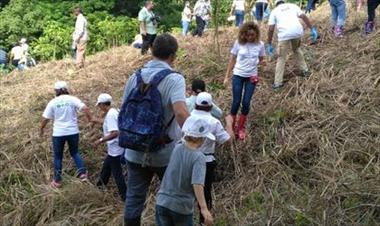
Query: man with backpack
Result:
<box><xmin>119</xmin><ymin>34</ymin><xmax>189</xmax><ymax>226</ymax></box>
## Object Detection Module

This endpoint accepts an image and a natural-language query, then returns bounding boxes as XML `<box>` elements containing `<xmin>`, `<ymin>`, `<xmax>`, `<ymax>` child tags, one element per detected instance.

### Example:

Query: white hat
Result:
<box><xmin>54</xmin><ymin>81</ymin><xmax>68</xmax><ymax>90</ymax></box>
<box><xmin>195</xmin><ymin>92</ymin><xmax>213</xmax><ymax>107</ymax></box>
<box><xmin>96</xmin><ymin>93</ymin><xmax>112</xmax><ymax>105</ymax></box>
<box><xmin>182</xmin><ymin>115</ymin><xmax>215</xmax><ymax>141</ymax></box>
<box><xmin>275</xmin><ymin>0</ymin><xmax>285</xmax><ymax>5</ymax></box>
<box><xmin>20</xmin><ymin>38</ymin><xmax>27</xmax><ymax>44</ymax></box>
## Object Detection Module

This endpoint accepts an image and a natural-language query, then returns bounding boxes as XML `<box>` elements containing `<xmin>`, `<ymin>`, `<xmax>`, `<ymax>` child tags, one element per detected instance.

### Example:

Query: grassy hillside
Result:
<box><xmin>1</xmin><ymin>4</ymin><xmax>379</xmax><ymax>226</ymax></box>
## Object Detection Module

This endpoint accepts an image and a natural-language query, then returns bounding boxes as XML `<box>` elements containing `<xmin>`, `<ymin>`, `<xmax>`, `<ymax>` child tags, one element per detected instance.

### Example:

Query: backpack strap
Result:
<box><xmin>150</xmin><ymin>69</ymin><xmax>175</xmax><ymax>87</ymax></box>
<box><xmin>135</xmin><ymin>69</ymin><xmax>143</xmax><ymax>85</ymax></box>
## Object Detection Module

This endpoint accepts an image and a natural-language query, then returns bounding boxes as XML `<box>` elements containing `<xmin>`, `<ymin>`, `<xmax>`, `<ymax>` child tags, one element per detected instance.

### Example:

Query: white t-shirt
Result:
<box><xmin>11</xmin><ymin>46</ymin><xmax>23</xmax><ymax>60</ymax></box>
<box><xmin>73</xmin><ymin>13</ymin><xmax>88</xmax><ymax>42</ymax></box>
<box><xmin>268</xmin><ymin>3</ymin><xmax>304</xmax><ymax>41</ymax></box>
<box><xmin>103</xmin><ymin>108</ymin><xmax>125</xmax><ymax>157</ymax></box>
<box><xmin>182</xmin><ymin>6</ymin><xmax>192</xmax><ymax>22</ymax></box>
<box><xmin>42</xmin><ymin>95</ymin><xmax>86</xmax><ymax>137</ymax></box>
<box><xmin>231</xmin><ymin>40</ymin><xmax>265</xmax><ymax>77</ymax></box>
<box><xmin>232</xmin><ymin>0</ymin><xmax>246</xmax><ymax>11</ymax></box>
<box><xmin>191</xmin><ymin>110</ymin><xmax>230</xmax><ymax>162</ymax></box>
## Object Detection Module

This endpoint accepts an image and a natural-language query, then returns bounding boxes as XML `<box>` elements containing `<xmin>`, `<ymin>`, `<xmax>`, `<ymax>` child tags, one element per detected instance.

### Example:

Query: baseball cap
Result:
<box><xmin>275</xmin><ymin>0</ymin><xmax>285</xmax><ymax>5</ymax></box>
<box><xmin>182</xmin><ymin>116</ymin><xmax>215</xmax><ymax>141</ymax></box>
<box><xmin>191</xmin><ymin>79</ymin><xmax>206</xmax><ymax>94</ymax></box>
<box><xmin>96</xmin><ymin>93</ymin><xmax>112</xmax><ymax>105</ymax></box>
<box><xmin>54</xmin><ymin>81</ymin><xmax>68</xmax><ymax>90</ymax></box>
<box><xmin>196</xmin><ymin>92</ymin><xmax>212</xmax><ymax>107</ymax></box>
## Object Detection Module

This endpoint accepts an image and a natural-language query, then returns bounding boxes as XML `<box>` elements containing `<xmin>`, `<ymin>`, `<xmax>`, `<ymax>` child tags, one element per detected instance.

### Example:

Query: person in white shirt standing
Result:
<box><xmin>92</xmin><ymin>93</ymin><xmax>127</xmax><ymax>201</ymax></box>
<box><xmin>40</xmin><ymin>81</ymin><xmax>93</xmax><ymax>189</ymax></box>
<box><xmin>191</xmin><ymin>92</ymin><xmax>234</xmax><ymax>225</ymax></box>
<box><xmin>181</xmin><ymin>1</ymin><xmax>192</xmax><ymax>36</ymax></box>
<box><xmin>266</xmin><ymin>0</ymin><xmax>318</xmax><ymax>90</ymax></box>
<box><xmin>230</xmin><ymin>0</ymin><xmax>246</xmax><ymax>27</ymax></box>
<box><xmin>192</xmin><ymin>0</ymin><xmax>212</xmax><ymax>37</ymax></box>
<box><xmin>9</xmin><ymin>42</ymin><xmax>25</xmax><ymax>71</ymax></box>
<box><xmin>72</xmin><ymin>7</ymin><xmax>88</xmax><ymax>69</ymax></box>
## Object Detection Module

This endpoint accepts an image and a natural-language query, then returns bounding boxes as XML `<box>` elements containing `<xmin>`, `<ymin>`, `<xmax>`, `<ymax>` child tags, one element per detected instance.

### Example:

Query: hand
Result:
<box><xmin>265</xmin><ymin>43</ymin><xmax>273</xmax><ymax>57</ymax></box>
<box><xmin>310</xmin><ymin>26</ymin><xmax>318</xmax><ymax>42</ymax></box>
<box><xmin>259</xmin><ymin>60</ymin><xmax>266</xmax><ymax>66</ymax></box>
<box><xmin>223</xmin><ymin>77</ymin><xmax>229</xmax><ymax>87</ymax></box>
<box><xmin>94</xmin><ymin>138</ymin><xmax>102</xmax><ymax>147</ymax></box>
<box><xmin>201</xmin><ymin>208</ymin><xmax>214</xmax><ymax>226</ymax></box>
<box><xmin>141</xmin><ymin>31</ymin><xmax>147</xmax><ymax>36</ymax></box>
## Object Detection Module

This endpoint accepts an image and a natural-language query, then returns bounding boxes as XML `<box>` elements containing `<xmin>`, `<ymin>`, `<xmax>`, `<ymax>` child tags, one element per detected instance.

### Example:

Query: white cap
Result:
<box><xmin>195</xmin><ymin>92</ymin><xmax>213</xmax><ymax>107</ymax></box>
<box><xmin>275</xmin><ymin>0</ymin><xmax>285</xmax><ymax>5</ymax></box>
<box><xmin>96</xmin><ymin>93</ymin><xmax>112</xmax><ymax>105</ymax></box>
<box><xmin>182</xmin><ymin>115</ymin><xmax>215</xmax><ymax>141</ymax></box>
<box><xmin>20</xmin><ymin>38</ymin><xmax>27</xmax><ymax>43</ymax></box>
<box><xmin>54</xmin><ymin>81</ymin><xmax>68</xmax><ymax>90</ymax></box>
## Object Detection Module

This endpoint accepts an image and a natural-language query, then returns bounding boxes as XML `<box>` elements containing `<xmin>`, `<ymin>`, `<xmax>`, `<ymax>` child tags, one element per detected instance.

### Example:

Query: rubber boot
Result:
<box><xmin>237</xmin><ymin>114</ymin><xmax>248</xmax><ymax>141</ymax></box>
<box><xmin>231</xmin><ymin>114</ymin><xmax>238</xmax><ymax>137</ymax></box>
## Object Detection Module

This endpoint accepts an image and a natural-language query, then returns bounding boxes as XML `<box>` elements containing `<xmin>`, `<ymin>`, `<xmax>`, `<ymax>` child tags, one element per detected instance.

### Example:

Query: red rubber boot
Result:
<box><xmin>237</xmin><ymin>114</ymin><xmax>248</xmax><ymax>141</ymax></box>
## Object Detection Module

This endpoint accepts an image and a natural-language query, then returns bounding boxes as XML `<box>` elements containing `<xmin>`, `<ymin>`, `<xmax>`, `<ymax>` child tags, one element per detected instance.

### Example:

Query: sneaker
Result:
<box><xmin>50</xmin><ymin>180</ymin><xmax>61</xmax><ymax>189</ymax></box>
<box><xmin>334</xmin><ymin>26</ymin><xmax>344</xmax><ymax>38</ymax></box>
<box><xmin>79</xmin><ymin>173</ymin><xmax>88</xmax><ymax>182</ymax></box>
<box><xmin>364</xmin><ymin>21</ymin><xmax>374</xmax><ymax>35</ymax></box>
<box><xmin>272</xmin><ymin>83</ymin><xmax>284</xmax><ymax>90</ymax></box>
<box><xmin>301</xmin><ymin>70</ymin><xmax>311</xmax><ymax>78</ymax></box>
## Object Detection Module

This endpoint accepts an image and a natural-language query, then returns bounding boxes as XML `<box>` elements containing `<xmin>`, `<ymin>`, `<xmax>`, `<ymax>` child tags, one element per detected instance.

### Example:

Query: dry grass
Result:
<box><xmin>1</xmin><ymin>3</ymin><xmax>380</xmax><ymax>226</ymax></box>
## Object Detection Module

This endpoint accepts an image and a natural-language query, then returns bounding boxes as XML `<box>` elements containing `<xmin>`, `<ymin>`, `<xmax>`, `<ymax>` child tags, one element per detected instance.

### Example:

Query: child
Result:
<box><xmin>192</xmin><ymin>92</ymin><xmax>235</xmax><ymax>224</ymax></box>
<box><xmin>92</xmin><ymin>93</ymin><xmax>127</xmax><ymax>201</ymax></box>
<box><xmin>224</xmin><ymin>22</ymin><xmax>265</xmax><ymax>140</ymax></box>
<box><xmin>186</xmin><ymin>79</ymin><xmax>223</xmax><ymax>119</ymax></box>
<box><xmin>155</xmin><ymin>115</ymin><xmax>215</xmax><ymax>226</ymax></box>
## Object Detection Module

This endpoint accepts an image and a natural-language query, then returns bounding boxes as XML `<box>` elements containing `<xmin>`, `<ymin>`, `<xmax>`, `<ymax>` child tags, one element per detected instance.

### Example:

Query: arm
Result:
<box><xmin>267</xmin><ymin>25</ymin><xmax>275</xmax><ymax>44</ymax></box>
<box><xmin>81</xmin><ymin>106</ymin><xmax>93</xmax><ymax>122</ymax></box>
<box><xmin>194</xmin><ymin>184</ymin><xmax>214</xmax><ymax>225</ymax></box>
<box><xmin>40</xmin><ymin>118</ymin><xmax>50</xmax><ymax>137</ymax></box>
<box><xmin>94</xmin><ymin>130</ymin><xmax>119</xmax><ymax>146</ymax></box>
<box><xmin>224</xmin><ymin>54</ymin><xmax>237</xmax><ymax>86</ymax></box>
<box><xmin>299</xmin><ymin>14</ymin><xmax>313</xmax><ymax>29</ymax></box>
<box><xmin>140</xmin><ymin>22</ymin><xmax>147</xmax><ymax>35</ymax></box>
<box><xmin>211</xmin><ymin>103</ymin><xmax>223</xmax><ymax>119</ymax></box>
<box><xmin>224</xmin><ymin>115</ymin><xmax>235</xmax><ymax>143</ymax></box>
<box><xmin>172</xmin><ymin>101</ymin><xmax>190</xmax><ymax>128</ymax></box>
<box><xmin>259</xmin><ymin>56</ymin><xmax>265</xmax><ymax>66</ymax></box>
<box><xmin>74</xmin><ymin>16</ymin><xmax>85</xmax><ymax>43</ymax></box>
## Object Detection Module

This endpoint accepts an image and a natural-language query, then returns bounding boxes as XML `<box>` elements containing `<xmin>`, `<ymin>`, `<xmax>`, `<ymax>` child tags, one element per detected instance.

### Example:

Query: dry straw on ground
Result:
<box><xmin>1</xmin><ymin>3</ymin><xmax>379</xmax><ymax>226</ymax></box>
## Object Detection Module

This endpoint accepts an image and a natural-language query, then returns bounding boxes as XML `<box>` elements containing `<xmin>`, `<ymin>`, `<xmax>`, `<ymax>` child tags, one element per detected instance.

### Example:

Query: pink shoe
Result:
<box><xmin>50</xmin><ymin>180</ymin><xmax>61</xmax><ymax>189</ymax></box>
<box><xmin>79</xmin><ymin>173</ymin><xmax>88</xmax><ymax>182</ymax></box>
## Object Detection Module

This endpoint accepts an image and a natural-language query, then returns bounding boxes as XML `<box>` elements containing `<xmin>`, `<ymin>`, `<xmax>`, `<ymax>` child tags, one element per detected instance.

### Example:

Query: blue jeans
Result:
<box><xmin>182</xmin><ymin>20</ymin><xmax>190</xmax><ymax>36</ymax></box>
<box><xmin>156</xmin><ymin>205</ymin><xmax>193</xmax><ymax>226</ymax></box>
<box><xmin>124</xmin><ymin>161</ymin><xmax>166</xmax><ymax>224</ymax></box>
<box><xmin>231</xmin><ymin>75</ymin><xmax>256</xmax><ymax>116</ymax></box>
<box><xmin>329</xmin><ymin>0</ymin><xmax>346</xmax><ymax>26</ymax></box>
<box><xmin>235</xmin><ymin>10</ymin><xmax>245</xmax><ymax>27</ymax></box>
<box><xmin>255</xmin><ymin>2</ymin><xmax>268</xmax><ymax>21</ymax></box>
<box><xmin>52</xmin><ymin>134</ymin><xmax>86</xmax><ymax>182</ymax></box>
<box><xmin>96</xmin><ymin>154</ymin><xmax>127</xmax><ymax>201</ymax></box>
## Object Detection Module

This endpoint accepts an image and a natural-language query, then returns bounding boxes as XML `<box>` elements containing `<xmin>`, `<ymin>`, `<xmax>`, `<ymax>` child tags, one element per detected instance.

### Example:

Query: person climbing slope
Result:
<box><xmin>192</xmin><ymin>0</ymin><xmax>212</xmax><ymax>37</ymax></box>
<box><xmin>40</xmin><ymin>81</ymin><xmax>92</xmax><ymax>188</ymax></box>
<box><xmin>328</xmin><ymin>0</ymin><xmax>346</xmax><ymax>37</ymax></box>
<box><xmin>224</xmin><ymin>22</ymin><xmax>265</xmax><ymax>141</ymax></box>
<box><xmin>364</xmin><ymin>0</ymin><xmax>380</xmax><ymax>35</ymax></box>
<box><xmin>230</xmin><ymin>0</ymin><xmax>246</xmax><ymax>27</ymax></box>
<box><xmin>182</xmin><ymin>1</ymin><xmax>192</xmax><ymax>36</ymax></box>
<box><xmin>72</xmin><ymin>7</ymin><xmax>88</xmax><ymax>69</ymax></box>
<box><xmin>266</xmin><ymin>0</ymin><xmax>318</xmax><ymax>90</ymax></box>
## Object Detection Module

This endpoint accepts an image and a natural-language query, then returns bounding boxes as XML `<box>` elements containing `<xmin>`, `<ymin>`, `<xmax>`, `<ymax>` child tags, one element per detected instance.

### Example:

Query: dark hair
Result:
<box><xmin>192</xmin><ymin>79</ymin><xmax>206</xmax><ymax>94</ymax></box>
<box><xmin>276</xmin><ymin>1</ymin><xmax>285</xmax><ymax>6</ymax></box>
<box><xmin>99</xmin><ymin>101</ymin><xmax>111</xmax><ymax>106</ymax></box>
<box><xmin>238</xmin><ymin>22</ymin><xmax>260</xmax><ymax>45</ymax></box>
<box><xmin>184</xmin><ymin>135</ymin><xmax>204</xmax><ymax>143</ymax></box>
<box><xmin>195</xmin><ymin>104</ymin><xmax>212</xmax><ymax>112</ymax></box>
<box><xmin>152</xmin><ymin>34</ymin><xmax>178</xmax><ymax>60</ymax></box>
<box><xmin>55</xmin><ymin>88</ymin><xmax>69</xmax><ymax>96</ymax></box>
<box><xmin>74</xmin><ymin>6</ymin><xmax>83</xmax><ymax>14</ymax></box>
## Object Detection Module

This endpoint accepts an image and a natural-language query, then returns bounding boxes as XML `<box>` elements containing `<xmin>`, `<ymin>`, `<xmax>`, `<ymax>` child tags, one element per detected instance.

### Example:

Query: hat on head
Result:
<box><xmin>275</xmin><ymin>0</ymin><xmax>285</xmax><ymax>5</ymax></box>
<box><xmin>182</xmin><ymin>115</ymin><xmax>215</xmax><ymax>141</ymax></box>
<box><xmin>96</xmin><ymin>93</ymin><xmax>112</xmax><ymax>105</ymax></box>
<box><xmin>196</xmin><ymin>92</ymin><xmax>213</xmax><ymax>107</ymax></box>
<box><xmin>54</xmin><ymin>81</ymin><xmax>68</xmax><ymax>90</ymax></box>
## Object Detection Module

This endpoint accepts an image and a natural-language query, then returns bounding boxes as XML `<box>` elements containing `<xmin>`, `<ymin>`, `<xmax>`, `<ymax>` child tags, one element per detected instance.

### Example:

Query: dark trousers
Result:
<box><xmin>52</xmin><ymin>134</ymin><xmax>86</xmax><ymax>182</ymax></box>
<box><xmin>141</xmin><ymin>33</ymin><xmax>157</xmax><ymax>55</ymax></box>
<box><xmin>199</xmin><ymin>161</ymin><xmax>216</xmax><ymax>224</ymax></box>
<box><xmin>368</xmin><ymin>0</ymin><xmax>380</xmax><ymax>22</ymax></box>
<box><xmin>96</xmin><ymin>154</ymin><xmax>127</xmax><ymax>201</ymax></box>
<box><xmin>231</xmin><ymin>75</ymin><xmax>257</xmax><ymax>116</ymax></box>
<box><xmin>124</xmin><ymin>161</ymin><xmax>166</xmax><ymax>226</ymax></box>
<box><xmin>255</xmin><ymin>2</ymin><xmax>268</xmax><ymax>21</ymax></box>
<box><xmin>192</xmin><ymin>16</ymin><xmax>206</xmax><ymax>37</ymax></box>
<box><xmin>156</xmin><ymin>205</ymin><xmax>193</xmax><ymax>226</ymax></box>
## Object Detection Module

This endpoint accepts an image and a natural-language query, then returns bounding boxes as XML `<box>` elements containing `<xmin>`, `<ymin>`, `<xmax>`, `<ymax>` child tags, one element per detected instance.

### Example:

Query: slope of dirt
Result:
<box><xmin>1</xmin><ymin>4</ymin><xmax>379</xmax><ymax>226</ymax></box>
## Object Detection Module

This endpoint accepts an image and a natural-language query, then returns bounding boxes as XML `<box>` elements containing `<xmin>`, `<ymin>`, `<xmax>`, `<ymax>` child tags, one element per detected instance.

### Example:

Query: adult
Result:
<box><xmin>72</xmin><ymin>7</ymin><xmax>88</xmax><ymax>69</ymax></box>
<box><xmin>231</xmin><ymin>0</ymin><xmax>246</xmax><ymax>27</ymax></box>
<box><xmin>138</xmin><ymin>1</ymin><xmax>158</xmax><ymax>55</ymax></box>
<box><xmin>9</xmin><ymin>42</ymin><xmax>25</xmax><ymax>71</ymax></box>
<box><xmin>182</xmin><ymin>1</ymin><xmax>192</xmax><ymax>36</ymax></box>
<box><xmin>40</xmin><ymin>81</ymin><xmax>93</xmax><ymax>188</ymax></box>
<box><xmin>92</xmin><ymin>93</ymin><xmax>127</xmax><ymax>201</ymax></box>
<box><xmin>329</xmin><ymin>0</ymin><xmax>346</xmax><ymax>37</ymax></box>
<box><xmin>255</xmin><ymin>0</ymin><xmax>271</xmax><ymax>24</ymax></box>
<box><xmin>20</xmin><ymin>38</ymin><xmax>29</xmax><ymax>56</ymax></box>
<box><xmin>364</xmin><ymin>0</ymin><xmax>380</xmax><ymax>35</ymax></box>
<box><xmin>224</xmin><ymin>22</ymin><xmax>265</xmax><ymax>140</ymax></box>
<box><xmin>267</xmin><ymin>0</ymin><xmax>318</xmax><ymax>89</ymax></box>
<box><xmin>0</xmin><ymin>48</ymin><xmax>7</xmax><ymax>67</ymax></box>
<box><xmin>121</xmin><ymin>34</ymin><xmax>189</xmax><ymax>226</ymax></box>
<box><xmin>192</xmin><ymin>0</ymin><xmax>212</xmax><ymax>37</ymax></box>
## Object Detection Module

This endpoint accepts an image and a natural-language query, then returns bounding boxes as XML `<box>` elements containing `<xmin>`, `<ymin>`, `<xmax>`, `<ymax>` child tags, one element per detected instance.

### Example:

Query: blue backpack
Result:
<box><xmin>118</xmin><ymin>68</ymin><xmax>175</xmax><ymax>153</ymax></box>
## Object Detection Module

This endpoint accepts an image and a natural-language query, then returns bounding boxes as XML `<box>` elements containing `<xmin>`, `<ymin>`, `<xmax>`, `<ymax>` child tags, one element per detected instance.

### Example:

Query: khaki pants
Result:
<box><xmin>76</xmin><ymin>40</ymin><xmax>87</xmax><ymax>68</ymax></box>
<box><xmin>275</xmin><ymin>38</ymin><xmax>308</xmax><ymax>85</ymax></box>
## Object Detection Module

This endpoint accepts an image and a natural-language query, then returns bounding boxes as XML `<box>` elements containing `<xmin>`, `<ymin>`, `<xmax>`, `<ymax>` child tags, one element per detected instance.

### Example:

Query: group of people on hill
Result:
<box><xmin>0</xmin><ymin>38</ymin><xmax>35</xmax><ymax>71</ymax></box>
